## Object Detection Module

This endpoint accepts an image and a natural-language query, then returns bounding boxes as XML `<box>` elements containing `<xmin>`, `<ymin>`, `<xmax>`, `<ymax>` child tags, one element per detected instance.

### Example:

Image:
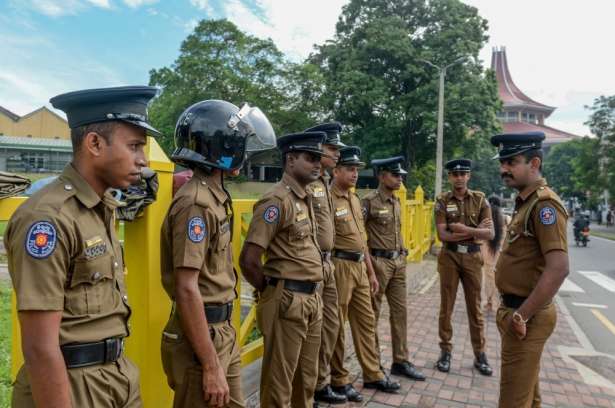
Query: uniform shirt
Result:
<box><xmin>245</xmin><ymin>172</ymin><xmax>323</xmax><ymax>282</ymax></box>
<box><xmin>362</xmin><ymin>186</ymin><xmax>403</xmax><ymax>251</ymax></box>
<box><xmin>309</xmin><ymin>174</ymin><xmax>335</xmax><ymax>252</ymax></box>
<box><xmin>434</xmin><ymin>189</ymin><xmax>491</xmax><ymax>245</ymax></box>
<box><xmin>5</xmin><ymin>164</ymin><xmax>130</xmax><ymax>345</ymax></box>
<box><xmin>496</xmin><ymin>179</ymin><xmax>568</xmax><ymax>298</ymax></box>
<box><xmin>331</xmin><ymin>184</ymin><xmax>367</xmax><ymax>252</ymax></box>
<box><xmin>160</xmin><ymin>169</ymin><xmax>236</xmax><ymax>305</ymax></box>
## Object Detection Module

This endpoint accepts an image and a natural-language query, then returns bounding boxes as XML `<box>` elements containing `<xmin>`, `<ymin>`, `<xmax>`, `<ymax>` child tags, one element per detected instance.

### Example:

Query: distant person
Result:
<box><xmin>607</xmin><ymin>210</ymin><xmax>613</xmax><ymax>227</ymax></box>
<box><xmin>480</xmin><ymin>196</ymin><xmax>510</xmax><ymax>313</ymax></box>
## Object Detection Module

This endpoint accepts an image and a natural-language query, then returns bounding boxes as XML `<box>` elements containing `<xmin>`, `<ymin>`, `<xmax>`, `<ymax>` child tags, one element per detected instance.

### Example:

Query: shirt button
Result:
<box><xmin>201</xmin><ymin>181</ymin><xmax>207</xmax><ymax>186</ymax></box>
<box><xmin>91</xmin><ymin>272</ymin><xmax>101</xmax><ymax>281</ymax></box>
<box><xmin>114</xmin><ymin>261</ymin><xmax>119</xmax><ymax>268</ymax></box>
<box><xmin>122</xmin><ymin>295</ymin><xmax>128</xmax><ymax>302</ymax></box>
<box><xmin>64</xmin><ymin>184</ymin><xmax>73</xmax><ymax>191</ymax></box>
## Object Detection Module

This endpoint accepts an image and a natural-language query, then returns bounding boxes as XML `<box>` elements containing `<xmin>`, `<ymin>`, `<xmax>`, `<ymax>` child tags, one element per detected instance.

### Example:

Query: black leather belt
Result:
<box><xmin>61</xmin><ymin>337</ymin><xmax>124</xmax><ymax>369</ymax></box>
<box><xmin>445</xmin><ymin>242</ymin><xmax>480</xmax><ymax>254</ymax></box>
<box><xmin>501</xmin><ymin>294</ymin><xmax>527</xmax><ymax>309</ymax></box>
<box><xmin>321</xmin><ymin>250</ymin><xmax>332</xmax><ymax>262</ymax></box>
<box><xmin>204</xmin><ymin>302</ymin><xmax>233</xmax><ymax>323</ymax></box>
<box><xmin>266</xmin><ymin>277</ymin><xmax>318</xmax><ymax>294</ymax></box>
<box><xmin>332</xmin><ymin>249</ymin><xmax>365</xmax><ymax>262</ymax></box>
<box><xmin>370</xmin><ymin>249</ymin><xmax>406</xmax><ymax>260</ymax></box>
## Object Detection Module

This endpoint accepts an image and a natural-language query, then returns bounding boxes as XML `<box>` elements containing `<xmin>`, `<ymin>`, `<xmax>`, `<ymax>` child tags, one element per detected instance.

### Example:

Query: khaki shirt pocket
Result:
<box><xmin>66</xmin><ymin>253</ymin><xmax>114</xmax><ymax>315</ymax></box>
<box><xmin>215</xmin><ymin>222</ymin><xmax>232</xmax><ymax>253</ymax></box>
<box><xmin>288</xmin><ymin>219</ymin><xmax>310</xmax><ymax>247</ymax></box>
<box><xmin>336</xmin><ymin>217</ymin><xmax>355</xmax><ymax>236</ymax></box>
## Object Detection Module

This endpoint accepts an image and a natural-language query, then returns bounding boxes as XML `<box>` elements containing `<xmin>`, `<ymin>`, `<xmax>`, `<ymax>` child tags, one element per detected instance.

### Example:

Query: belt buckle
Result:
<box><xmin>105</xmin><ymin>338</ymin><xmax>122</xmax><ymax>362</ymax></box>
<box><xmin>457</xmin><ymin>245</ymin><xmax>468</xmax><ymax>254</ymax></box>
<box><xmin>358</xmin><ymin>253</ymin><xmax>365</xmax><ymax>262</ymax></box>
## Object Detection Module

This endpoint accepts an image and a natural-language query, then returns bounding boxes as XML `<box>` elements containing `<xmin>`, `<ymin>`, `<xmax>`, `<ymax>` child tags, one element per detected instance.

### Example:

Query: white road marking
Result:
<box><xmin>572</xmin><ymin>302</ymin><xmax>608</xmax><ymax>309</ymax></box>
<box><xmin>559</xmin><ymin>278</ymin><xmax>586</xmax><ymax>293</ymax></box>
<box><xmin>579</xmin><ymin>271</ymin><xmax>615</xmax><ymax>293</ymax></box>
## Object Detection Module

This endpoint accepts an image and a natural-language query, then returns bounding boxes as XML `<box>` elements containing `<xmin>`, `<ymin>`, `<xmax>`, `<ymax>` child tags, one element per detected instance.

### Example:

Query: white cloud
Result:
<box><xmin>122</xmin><ymin>0</ymin><xmax>158</xmax><ymax>8</ymax></box>
<box><xmin>86</xmin><ymin>0</ymin><xmax>111</xmax><ymax>8</ymax></box>
<box><xmin>25</xmin><ymin>0</ymin><xmax>83</xmax><ymax>17</ymax></box>
<box><xmin>189</xmin><ymin>0</ymin><xmax>346</xmax><ymax>60</ymax></box>
<box><xmin>184</xmin><ymin>18</ymin><xmax>199</xmax><ymax>33</ymax></box>
<box><xmin>190</xmin><ymin>0</ymin><xmax>214</xmax><ymax>14</ymax></box>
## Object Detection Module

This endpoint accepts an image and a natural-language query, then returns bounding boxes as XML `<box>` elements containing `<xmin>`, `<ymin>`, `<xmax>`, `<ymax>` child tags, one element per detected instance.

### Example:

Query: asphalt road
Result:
<box><xmin>558</xmin><ymin>222</ymin><xmax>615</xmax><ymax>355</ymax></box>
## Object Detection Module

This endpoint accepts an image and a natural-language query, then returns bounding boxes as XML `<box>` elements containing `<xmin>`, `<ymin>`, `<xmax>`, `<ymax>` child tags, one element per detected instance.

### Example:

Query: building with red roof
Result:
<box><xmin>491</xmin><ymin>47</ymin><xmax>580</xmax><ymax>146</ymax></box>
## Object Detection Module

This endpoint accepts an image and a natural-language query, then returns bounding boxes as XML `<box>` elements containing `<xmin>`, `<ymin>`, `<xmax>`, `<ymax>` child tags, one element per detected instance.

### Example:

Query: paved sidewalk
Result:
<box><xmin>241</xmin><ymin>256</ymin><xmax>615</xmax><ymax>407</ymax></box>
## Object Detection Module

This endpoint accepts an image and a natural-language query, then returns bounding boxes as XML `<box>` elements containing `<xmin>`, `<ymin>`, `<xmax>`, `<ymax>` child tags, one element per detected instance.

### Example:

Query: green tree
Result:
<box><xmin>309</xmin><ymin>0</ymin><xmax>502</xmax><ymax>197</ymax></box>
<box><xmin>585</xmin><ymin>95</ymin><xmax>615</xmax><ymax>203</ymax></box>
<box><xmin>148</xmin><ymin>19</ymin><xmax>314</xmax><ymax>153</ymax></box>
<box><xmin>544</xmin><ymin>138</ymin><xmax>602</xmax><ymax>203</ymax></box>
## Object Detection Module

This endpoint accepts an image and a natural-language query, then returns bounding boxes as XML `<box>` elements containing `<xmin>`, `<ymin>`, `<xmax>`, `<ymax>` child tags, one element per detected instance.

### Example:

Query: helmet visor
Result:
<box><xmin>239</xmin><ymin>106</ymin><xmax>276</xmax><ymax>152</ymax></box>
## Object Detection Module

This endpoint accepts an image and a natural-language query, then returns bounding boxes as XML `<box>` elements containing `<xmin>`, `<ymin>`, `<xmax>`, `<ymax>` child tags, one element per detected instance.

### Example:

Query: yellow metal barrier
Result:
<box><xmin>3</xmin><ymin>139</ymin><xmax>434</xmax><ymax>404</ymax></box>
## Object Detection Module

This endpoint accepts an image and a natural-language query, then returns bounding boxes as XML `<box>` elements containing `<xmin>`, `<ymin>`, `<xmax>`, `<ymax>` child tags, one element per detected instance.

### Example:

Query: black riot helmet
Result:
<box><xmin>172</xmin><ymin>100</ymin><xmax>276</xmax><ymax>171</ymax></box>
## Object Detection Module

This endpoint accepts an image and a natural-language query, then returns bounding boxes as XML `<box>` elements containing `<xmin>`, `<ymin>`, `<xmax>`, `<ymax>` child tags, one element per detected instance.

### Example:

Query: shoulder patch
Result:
<box><xmin>187</xmin><ymin>216</ymin><xmax>206</xmax><ymax>243</ymax></box>
<box><xmin>263</xmin><ymin>205</ymin><xmax>280</xmax><ymax>224</ymax></box>
<box><xmin>539</xmin><ymin>206</ymin><xmax>556</xmax><ymax>225</ymax></box>
<box><xmin>25</xmin><ymin>221</ymin><xmax>57</xmax><ymax>259</ymax></box>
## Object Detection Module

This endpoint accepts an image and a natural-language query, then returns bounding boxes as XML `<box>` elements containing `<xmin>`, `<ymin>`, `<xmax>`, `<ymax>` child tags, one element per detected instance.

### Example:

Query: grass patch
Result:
<box><xmin>0</xmin><ymin>280</ymin><xmax>12</xmax><ymax>407</ymax></box>
<box><xmin>591</xmin><ymin>231</ymin><xmax>615</xmax><ymax>241</ymax></box>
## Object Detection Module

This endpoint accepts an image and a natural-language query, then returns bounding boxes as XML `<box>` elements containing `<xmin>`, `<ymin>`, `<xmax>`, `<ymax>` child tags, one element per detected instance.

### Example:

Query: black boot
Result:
<box><xmin>363</xmin><ymin>376</ymin><xmax>401</xmax><ymax>394</ymax></box>
<box><xmin>314</xmin><ymin>384</ymin><xmax>347</xmax><ymax>404</ymax></box>
<box><xmin>436</xmin><ymin>351</ymin><xmax>451</xmax><ymax>372</ymax></box>
<box><xmin>474</xmin><ymin>352</ymin><xmax>493</xmax><ymax>376</ymax></box>
<box><xmin>331</xmin><ymin>384</ymin><xmax>363</xmax><ymax>403</ymax></box>
<box><xmin>391</xmin><ymin>360</ymin><xmax>426</xmax><ymax>381</ymax></box>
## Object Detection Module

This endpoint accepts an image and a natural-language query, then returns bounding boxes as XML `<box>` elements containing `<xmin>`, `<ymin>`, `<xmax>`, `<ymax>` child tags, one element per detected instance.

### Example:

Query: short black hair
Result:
<box><xmin>281</xmin><ymin>151</ymin><xmax>299</xmax><ymax>169</ymax></box>
<box><xmin>70</xmin><ymin>121</ymin><xmax>117</xmax><ymax>153</ymax></box>
<box><xmin>522</xmin><ymin>149</ymin><xmax>543</xmax><ymax>172</ymax></box>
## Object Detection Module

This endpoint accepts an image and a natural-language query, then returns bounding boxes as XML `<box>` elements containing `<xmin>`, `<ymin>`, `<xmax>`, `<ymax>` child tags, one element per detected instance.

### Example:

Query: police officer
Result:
<box><xmin>239</xmin><ymin>132</ymin><xmax>325</xmax><ymax>408</ymax></box>
<box><xmin>160</xmin><ymin>100</ymin><xmax>275</xmax><ymax>407</ymax></box>
<box><xmin>330</xmin><ymin>147</ymin><xmax>400</xmax><ymax>402</ymax></box>
<box><xmin>5</xmin><ymin>86</ymin><xmax>161</xmax><ymax>407</ymax></box>
<box><xmin>363</xmin><ymin>156</ymin><xmax>426</xmax><ymax>381</ymax></box>
<box><xmin>491</xmin><ymin>132</ymin><xmax>569</xmax><ymax>407</ymax></box>
<box><xmin>434</xmin><ymin>158</ymin><xmax>494</xmax><ymax>376</ymax></box>
<box><xmin>304</xmin><ymin>123</ymin><xmax>347</xmax><ymax>405</ymax></box>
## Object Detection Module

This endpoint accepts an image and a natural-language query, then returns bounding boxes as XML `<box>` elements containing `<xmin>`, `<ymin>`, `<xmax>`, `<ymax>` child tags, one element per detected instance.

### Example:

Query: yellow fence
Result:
<box><xmin>2</xmin><ymin>138</ymin><xmax>433</xmax><ymax>406</ymax></box>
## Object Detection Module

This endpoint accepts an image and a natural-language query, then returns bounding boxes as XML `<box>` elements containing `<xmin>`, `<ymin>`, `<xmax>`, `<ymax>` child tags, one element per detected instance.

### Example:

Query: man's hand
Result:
<box><xmin>505</xmin><ymin>313</ymin><xmax>527</xmax><ymax>340</ymax></box>
<box><xmin>203</xmin><ymin>363</ymin><xmax>230</xmax><ymax>407</ymax></box>
<box><xmin>369</xmin><ymin>274</ymin><xmax>379</xmax><ymax>295</ymax></box>
<box><xmin>449</xmin><ymin>223</ymin><xmax>468</xmax><ymax>234</ymax></box>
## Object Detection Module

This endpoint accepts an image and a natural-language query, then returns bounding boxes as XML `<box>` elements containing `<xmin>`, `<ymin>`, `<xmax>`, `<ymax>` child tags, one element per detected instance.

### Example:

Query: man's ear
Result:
<box><xmin>82</xmin><ymin>131</ymin><xmax>106</xmax><ymax>157</ymax></box>
<box><xmin>530</xmin><ymin>156</ymin><xmax>542</xmax><ymax>171</ymax></box>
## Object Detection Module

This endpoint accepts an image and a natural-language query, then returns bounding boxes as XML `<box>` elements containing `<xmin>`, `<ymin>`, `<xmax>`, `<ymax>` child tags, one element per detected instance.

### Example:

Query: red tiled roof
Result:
<box><xmin>502</xmin><ymin>122</ymin><xmax>580</xmax><ymax>145</ymax></box>
<box><xmin>491</xmin><ymin>47</ymin><xmax>555</xmax><ymax>115</ymax></box>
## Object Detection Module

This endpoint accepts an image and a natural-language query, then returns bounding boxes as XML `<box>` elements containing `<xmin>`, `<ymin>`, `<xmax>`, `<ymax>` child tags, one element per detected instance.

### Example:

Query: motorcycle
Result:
<box><xmin>575</xmin><ymin>226</ymin><xmax>590</xmax><ymax>247</ymax></box>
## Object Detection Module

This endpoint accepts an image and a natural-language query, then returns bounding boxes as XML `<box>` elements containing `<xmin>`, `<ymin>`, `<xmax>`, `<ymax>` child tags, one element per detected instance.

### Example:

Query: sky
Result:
<box><xmin>1</xmin><ymin>0</ymin><xmax>614</xmax><ymax>136</ymax></box>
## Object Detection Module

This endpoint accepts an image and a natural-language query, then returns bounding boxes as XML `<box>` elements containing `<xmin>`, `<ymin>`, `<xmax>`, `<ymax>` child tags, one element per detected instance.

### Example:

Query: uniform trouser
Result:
<box><xmin>497</xmin><ymin>303</ymin><xmax>556</xmax><ymax>408</ymax></box>
<box><xmin>12</xmin><ymin>355</ymin><xmax>142</xmax><ymax>408</ymax></box>
<box><xmin>482</xmin><ymin>260</ymin><xmax>500</xmax><ymax>312</ymax></box>
<box><xmin>330</xmin><ymin>258</ymin><xmax>384</xmax><ymax>387</ymax></box>
<box><xmin>161</xmin><ymin>313</ymin><xmax>244</xmax><ymax>408</ymax></box>
<box><xmin>256</xmin><ymin>279</ymin><xmax>322</xmax><ymax>408</ymax></box>
<box><xmin>437</xmin><ymin>248</ymin><xmax>486</xmax><ymax>356</ymax></box>
<box><xmin>370</xmin><ymin>254</ymin><xmax>408</xmax><ymax>363</ymax></box>
<box><xmin>316</xmin><ymin>259</ymin><xmax>341</xmax><ymax>390</ymax></box>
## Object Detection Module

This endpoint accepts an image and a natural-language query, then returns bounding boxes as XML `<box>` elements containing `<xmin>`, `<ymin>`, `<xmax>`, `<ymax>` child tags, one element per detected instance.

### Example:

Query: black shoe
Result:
<box><xmin>314</xmin><ymin>384</ymin><xmax>347</xmax><ymax>404</ymax></box>
<box><xmin>331</xmin><ymin>384</ymin><xmax>363</xmax><ymax>403</ymax></box>
<box><xmin>363</xmin><ymin>377</ymin><xmax>401</xmax><ymax>394</ymax></box>
<box><xmin>474</xmin><ymin>352</ymin><xmax>493</xmax><ymax>376</ymax></box>
<box><xmin>436</xmin><ymin>351</ymin><xmax>451</xmax><ymax>373</ymax></box>
<box><xmin>391</xmin><ymin>360</ymin><xmax>426</xmax><ymax>381</ymax></box>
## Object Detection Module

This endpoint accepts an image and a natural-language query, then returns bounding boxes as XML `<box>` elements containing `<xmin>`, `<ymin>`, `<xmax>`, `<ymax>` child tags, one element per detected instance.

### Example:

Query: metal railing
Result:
<box><xmin>1</xmin><ymin>138</ymin><xmax>434</xmax><ymax>406</ymax></box>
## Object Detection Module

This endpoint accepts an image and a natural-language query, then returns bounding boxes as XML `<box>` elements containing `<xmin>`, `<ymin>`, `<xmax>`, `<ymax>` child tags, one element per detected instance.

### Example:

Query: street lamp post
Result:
<box><xmin>421</xmin><ymin>56</ymin><xmax>467</xmax><ymax>198</ymax></box>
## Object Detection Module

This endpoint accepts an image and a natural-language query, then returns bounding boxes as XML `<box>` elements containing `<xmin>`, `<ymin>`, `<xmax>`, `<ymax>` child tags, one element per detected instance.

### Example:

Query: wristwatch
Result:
<box><xmin>512</xmin><ymin>310</ymin><xmax>529</xmax><ymax>325</ymax></box>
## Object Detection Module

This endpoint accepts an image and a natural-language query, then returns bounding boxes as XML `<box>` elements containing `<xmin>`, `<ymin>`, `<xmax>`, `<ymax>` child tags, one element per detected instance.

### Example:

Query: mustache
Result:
<box><xmin>501</xmin><ymin>173</ymin><xmax>514</xmax><ymax>179</ymax></box>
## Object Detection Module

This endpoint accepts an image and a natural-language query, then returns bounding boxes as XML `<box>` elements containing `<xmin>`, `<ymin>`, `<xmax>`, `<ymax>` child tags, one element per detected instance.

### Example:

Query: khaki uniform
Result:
<box><xmin>434</xmin><ymin>189</ymin><xmax>490</xmax><ymax>356</ymax></box>
<box><xmin>330</xmin><ymin>184</ymin><xmax>384</xmax><ymax>387</ymax></box>
<box><xmin>245</xmin><ymin>172</ymin><xmax>323</xmax><ymax>408</ymax></box>
<box><xmin>309</xmin><ymin>175</ymin><xmax>341</xmax><ymax>390</ymax></box>
<box><xmin>160</xmin><ymin>169</ymin><xmax>243</xmax><ymax>407</ymax></box>
<box><xmin>6</xmin><ymin>164</ymin><xmax>141</xmax><ymax>407</ymax></box>
<box><xmin>362</xmin><ymin>187</ymin><xmax>409</xmax><ymax>363</ymax></box>
<box><xmin>495</xmin><ymin>179</ymin><xmax>567</xmax><ymax>408</ymax></box>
